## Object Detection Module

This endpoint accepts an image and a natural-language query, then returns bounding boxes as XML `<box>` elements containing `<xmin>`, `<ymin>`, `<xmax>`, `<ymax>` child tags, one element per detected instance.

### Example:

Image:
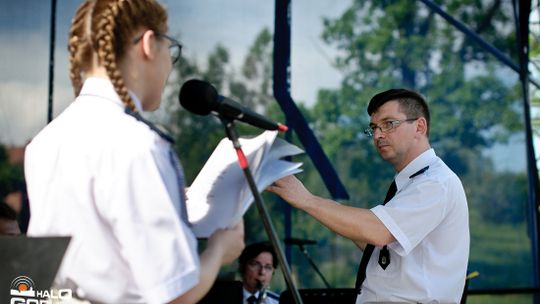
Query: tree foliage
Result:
<box><xmin>0</xmin><ymin>145</ymin><xmax>24</xmax><ymax>199</ymax></box>
<box><xmin>317</xmin><ymin>0</ymin><xmax>525</xmax><ymax>218</ymax></box>
<box><xmin>311</xmin><ymin>0</ymin><xmax>531</xmax><ymax>289</ymax></box>
<box><xmin>163</xmin><ymin>0</ymin><xmax>532</xmax><ymax>290</ymax></box>
<box><xmin>165</xmin><ymin>29</ymin><xmax>277</xmax><ymax>183</ymax></box>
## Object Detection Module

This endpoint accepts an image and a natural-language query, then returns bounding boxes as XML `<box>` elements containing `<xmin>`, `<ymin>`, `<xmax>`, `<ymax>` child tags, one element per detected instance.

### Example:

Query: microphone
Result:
<box><xmin>179</xmin><ymin>79</ymin><xmax>288</xmax><ymax>131</ymax></box>
<box><xmin>284</xmin><ymin>237</ymin><xmax>317</xmax><ymax>246</ymax></box>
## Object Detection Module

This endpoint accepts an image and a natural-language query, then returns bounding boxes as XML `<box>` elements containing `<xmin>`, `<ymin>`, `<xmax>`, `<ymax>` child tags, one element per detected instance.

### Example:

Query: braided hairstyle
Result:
<box><xmin>68</xmin><ymin>0</ymin><xmax>168</xmax><ymax>111</ymax></box>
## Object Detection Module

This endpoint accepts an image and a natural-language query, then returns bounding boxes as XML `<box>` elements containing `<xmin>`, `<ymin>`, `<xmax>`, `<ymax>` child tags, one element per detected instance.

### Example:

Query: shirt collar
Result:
<box><xmin>394</xmin><ymin>148</ymin><xmax>436</xmax><ymax>190</ymax></box>
<box><xmin>79</xmin><ymin>77</ymin><xmax>143</xmax><ymax>112</ymax></box>
<box><xmin>243</xmin><ymin>287</ymin><xmax>259</xmax><ymax>299</ymax></box>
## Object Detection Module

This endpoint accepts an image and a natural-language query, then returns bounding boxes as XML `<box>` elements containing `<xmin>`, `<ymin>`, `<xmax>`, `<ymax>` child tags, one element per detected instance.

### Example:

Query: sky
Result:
<box><xmin>0</xmin><ymin>1</ymin><xmax>532</xmax><ymax>173</ymax></box>
<box><xmin>0</xmin><ymin>0</ymin><xmax>350</xmax><ymax>146</ymax></box>
<box><xmin>167</xmin><ymin>0</ymin><xmax>348</xmax><ymax>104</ymax></box>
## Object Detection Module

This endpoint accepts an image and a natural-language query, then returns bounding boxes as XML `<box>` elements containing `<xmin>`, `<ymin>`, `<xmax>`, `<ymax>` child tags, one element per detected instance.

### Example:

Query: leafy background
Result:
<box><xmin>1</xmin><ymin>1</ymin><xmax>538</xmax><ymax>303</ymax></box>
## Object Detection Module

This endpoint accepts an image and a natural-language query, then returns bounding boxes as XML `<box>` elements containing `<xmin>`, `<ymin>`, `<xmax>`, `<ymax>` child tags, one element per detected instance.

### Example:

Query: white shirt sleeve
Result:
<box><xmin>371</xmin><ymin>177</ymin><xmax>447</xmax><ymax>256</ymax></box>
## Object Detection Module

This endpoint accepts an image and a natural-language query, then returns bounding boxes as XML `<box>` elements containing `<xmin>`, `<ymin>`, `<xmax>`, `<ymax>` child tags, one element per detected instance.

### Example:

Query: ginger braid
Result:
<box><xmin>68</xmin><ymin>0</ymin><xmax>95</xmax><ymax>97</ymax></box>
<box><xmin>94</xmin><ymin>0</ymin><xmax>135</xmax><ymax>111</ymax></box>
<box><xmin>68</xmin><ymin>0</ymin><xmax>168</xmax><ymax>111</ymax></box>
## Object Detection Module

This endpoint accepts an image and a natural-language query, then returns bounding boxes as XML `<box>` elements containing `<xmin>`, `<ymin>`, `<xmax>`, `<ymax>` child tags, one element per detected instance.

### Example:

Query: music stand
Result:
<box><xmin>279</xmin><ymin>288</ymin><xmax>357</xmax><ymax>304</ymax></box>
<box><xmin>0</xmin><ymin>236</ymin><xmax>71</xmax><ymax>303</ymax></box>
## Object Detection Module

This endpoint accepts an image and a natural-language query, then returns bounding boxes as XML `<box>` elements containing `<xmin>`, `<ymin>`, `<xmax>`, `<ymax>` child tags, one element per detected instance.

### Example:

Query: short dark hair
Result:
<box><xmin>238</xmin><ymin>242</ymin><xmax>278</xmax><ymax>274</ymax></box>
<box><xmin>367</xmin><ymin>88</ymin><xmax>430</xmax><ymax>137</ymax></box>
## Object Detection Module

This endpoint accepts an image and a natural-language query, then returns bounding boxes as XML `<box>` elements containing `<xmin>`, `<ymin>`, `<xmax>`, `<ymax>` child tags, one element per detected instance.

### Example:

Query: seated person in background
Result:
<box><xmin>239</xmin><ymin>242</ymin><xmax>280</xmax><ymax>304</ymax></box>
<box><xmin>0</xmin><ymin>201</ymin><xmax>21</xmax><ymax>235</ymax></box>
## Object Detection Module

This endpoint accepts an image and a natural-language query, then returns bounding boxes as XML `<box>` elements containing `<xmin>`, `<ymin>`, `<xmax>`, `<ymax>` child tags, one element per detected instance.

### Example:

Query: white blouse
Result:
<box><xmin>26</xmin><ymin>77</ymin><xmax>199</xmax><ymax>304</ymax></box>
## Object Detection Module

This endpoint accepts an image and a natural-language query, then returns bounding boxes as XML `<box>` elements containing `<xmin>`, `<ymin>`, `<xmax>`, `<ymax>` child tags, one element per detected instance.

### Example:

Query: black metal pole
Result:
<box><xmin>273</xmin><ymin>0</ymin><xmax>349</xmax><ymax>200</ymax></box>
<box><xmin>514</xmin><ymin>1</ymin><xmax>540</xmax><ymax>301</ymax></box>
<box><xmin>284</xmin><ymin>129</ymin><xmax>293</xmax><ymax>264</ymax></box>
<box><xmin>219</xmin><ymin>117</ymin><xmax>303</xmax><ymax>304</ymax></box>
<box><xmin>47</xmin><ymin>0</ymin><xmax>57</xmax><ymax>123</ymax></box>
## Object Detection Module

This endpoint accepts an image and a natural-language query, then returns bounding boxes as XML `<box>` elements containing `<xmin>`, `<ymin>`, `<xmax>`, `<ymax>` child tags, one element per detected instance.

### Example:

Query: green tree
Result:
<box><xmin>165</xmin><ymin>29</ymin><xmax>278</xmax><ymax>183</ymax></box>
<box><xmin>157</xmin><ymin>1</ymin><xmax>532</xmax><ymax>292</ymax></box>
<box><xmin>162</xmin><ymin>28</ymin><xmax>293</xmax><ymax>252</ymax></box>
<box><xmin>315</xmin><ymin>0</ymin><xmax>524</xmax><ymax>216</ymax></box>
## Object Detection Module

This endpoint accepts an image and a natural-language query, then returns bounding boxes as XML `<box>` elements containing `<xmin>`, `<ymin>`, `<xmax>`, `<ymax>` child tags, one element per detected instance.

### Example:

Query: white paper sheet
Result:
<box><xmin>186</xmin><ymin>131</ymin><xmax>303</xmax><ymax>238</ymax></box>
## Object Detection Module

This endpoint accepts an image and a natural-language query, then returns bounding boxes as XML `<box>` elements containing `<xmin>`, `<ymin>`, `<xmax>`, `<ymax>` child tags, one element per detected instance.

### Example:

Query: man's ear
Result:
<box><xmin>416</xmin><ymin>117</ymin><xmax>428</xmax><ymax>136</ymax></box>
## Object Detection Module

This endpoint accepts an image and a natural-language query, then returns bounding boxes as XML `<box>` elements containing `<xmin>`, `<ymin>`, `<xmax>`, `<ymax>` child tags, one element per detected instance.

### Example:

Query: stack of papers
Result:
<box><xmin>186</xmin><ymin>130</ymin><xmax>303</xmax><ymax>238</ymax></box>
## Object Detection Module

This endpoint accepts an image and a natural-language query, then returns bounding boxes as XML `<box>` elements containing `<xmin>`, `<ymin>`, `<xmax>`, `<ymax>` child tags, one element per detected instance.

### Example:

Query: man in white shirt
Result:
<box><xmin>268</xmin><ymin>89</ymin><xmax>469</xmax><ymax>303</ymax></box>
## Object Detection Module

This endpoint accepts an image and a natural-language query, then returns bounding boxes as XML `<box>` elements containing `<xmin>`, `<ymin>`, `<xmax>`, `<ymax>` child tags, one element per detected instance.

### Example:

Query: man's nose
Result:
<box><xmin>373</xmin><ymin>127</ymin><xmax>385</xmax><ymax>138</ymax></box>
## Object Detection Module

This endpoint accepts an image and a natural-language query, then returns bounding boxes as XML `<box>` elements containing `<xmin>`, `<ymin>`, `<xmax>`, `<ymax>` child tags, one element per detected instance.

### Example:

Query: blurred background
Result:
<box><xmin>1</xmin><ymin>0</ymin><xmax>540</xmax><ymax>302</ymax></box>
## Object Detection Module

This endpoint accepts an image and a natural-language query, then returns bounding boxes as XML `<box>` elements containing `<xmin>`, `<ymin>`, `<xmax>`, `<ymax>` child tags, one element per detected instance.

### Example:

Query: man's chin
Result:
<box><xmin>377</xmin><ymin>149</ymin><xmax>393</xmax><ymax>159</ymax></box>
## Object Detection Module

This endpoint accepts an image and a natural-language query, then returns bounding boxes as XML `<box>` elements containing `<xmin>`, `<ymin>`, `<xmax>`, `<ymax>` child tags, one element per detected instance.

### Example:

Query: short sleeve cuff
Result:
<box><xmin>371</xmin><ymin>205</ymin><xmax>412</xmax><ymax>255</ymax></box>
<box><xmin>145</xmin><ymin>265</ymin><xmax>199</xmax><ymax>304</ymax></box>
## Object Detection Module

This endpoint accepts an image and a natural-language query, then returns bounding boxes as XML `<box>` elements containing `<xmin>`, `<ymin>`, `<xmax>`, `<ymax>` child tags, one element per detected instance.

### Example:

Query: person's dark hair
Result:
<box><xmin>0</xmin><ymin>201</ymin><xmax>17</xmax><ymax>221</ymax></box>
<box><xmin>367</xmin><ymin>88</ymin><xmax>430</xmax><ymax>137</ymax></box>
<box><xmin>238</xmin><ymin>242</ymin><xmax>278</xmax><ymax>274</ymax></box>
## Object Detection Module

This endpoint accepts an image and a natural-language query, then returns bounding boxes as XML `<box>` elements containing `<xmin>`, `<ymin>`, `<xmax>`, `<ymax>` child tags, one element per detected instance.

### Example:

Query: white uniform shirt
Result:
<box><xmin>242</xmin><ymin>287</ymin><xmax>279</xmax><ymax>304</ymax></box>
<box><xmin>25</xmin><ymin>78</ymin><xmax>199</xmax><ymax>304</ymax></box>
<box><xmin>357</xmin><ymin>149</ymin><xmax>469</xmax><ymax>304</ymax></box>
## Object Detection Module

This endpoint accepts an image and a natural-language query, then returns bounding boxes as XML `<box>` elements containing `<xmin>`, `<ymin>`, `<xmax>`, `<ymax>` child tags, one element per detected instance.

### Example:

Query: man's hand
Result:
<box><xmin>266</xmin><ymin>175</ymin><xmax>312</xmax><ymax>210</ymax></box>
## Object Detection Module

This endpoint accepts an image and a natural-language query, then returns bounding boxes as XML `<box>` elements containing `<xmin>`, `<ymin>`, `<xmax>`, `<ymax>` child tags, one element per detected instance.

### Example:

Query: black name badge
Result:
<box><xmin>378</xmin><ymin>246</ymin><xmax>390</xmax><ymax>270</ymax></box>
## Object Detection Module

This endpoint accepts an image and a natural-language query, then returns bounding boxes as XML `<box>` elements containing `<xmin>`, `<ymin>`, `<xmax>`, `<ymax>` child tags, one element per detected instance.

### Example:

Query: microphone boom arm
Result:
<box><xmin>296</xmin><ymin>244</ymin><xmax>332</xmax><ymax>289</ymax></box>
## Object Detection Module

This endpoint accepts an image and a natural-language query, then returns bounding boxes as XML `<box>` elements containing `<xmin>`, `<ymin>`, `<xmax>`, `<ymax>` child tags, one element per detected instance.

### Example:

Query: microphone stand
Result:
<box><xmin>219</xmin><ymin>116</ymin><xmax>303</xmax><ymax>304</ymax></box>
<box><xmin>295</xmin><ymin>243</ymin><xmax>332</xmax><ymax>289</ymax></box>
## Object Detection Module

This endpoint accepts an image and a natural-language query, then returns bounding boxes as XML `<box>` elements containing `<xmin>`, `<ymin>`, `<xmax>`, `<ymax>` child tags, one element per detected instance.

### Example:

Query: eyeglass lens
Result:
<box><xmin>249</xmin><ymin>260</ymin><xmax>273</xmax><ymax>272</ymax></box>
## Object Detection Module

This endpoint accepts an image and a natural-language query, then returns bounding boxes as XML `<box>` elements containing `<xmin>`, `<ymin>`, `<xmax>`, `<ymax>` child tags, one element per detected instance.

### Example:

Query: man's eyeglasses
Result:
<box><xmin>247</xmin><ymin>260</ymin><xmax>274</xmax><ymax>272</ymax></box>
<box><xmin>132</xmin><ymin>32</ymin><xmax>182</xmax><ymax>64</ymax></box>
<box><xmin>364</xmin><ymin>118</ymin><xmax>418</xmax><ymax>137</ymax></box>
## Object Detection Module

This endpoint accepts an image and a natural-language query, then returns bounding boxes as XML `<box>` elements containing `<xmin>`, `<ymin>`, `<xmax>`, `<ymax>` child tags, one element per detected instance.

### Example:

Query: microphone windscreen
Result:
<box><xmin>179</xmin><ymin>79</ymin><xmax>218</xmax><ymax>116</ymax></box>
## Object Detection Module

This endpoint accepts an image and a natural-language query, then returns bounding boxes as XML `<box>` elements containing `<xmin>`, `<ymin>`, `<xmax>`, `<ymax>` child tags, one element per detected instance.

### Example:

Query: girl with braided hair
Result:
<box><xmin>24</xmin><ymin>1</ymin><xmax>244</xmax><ymax>303</ymax></box>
